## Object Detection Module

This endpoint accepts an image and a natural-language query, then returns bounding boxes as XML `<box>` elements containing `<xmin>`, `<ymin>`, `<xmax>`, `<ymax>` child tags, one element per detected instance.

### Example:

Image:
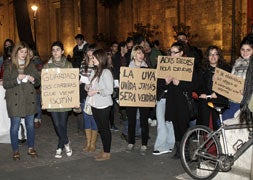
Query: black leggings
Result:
<box><xmin>126</xmin><ymin>107</ymin><xmax>149</xmax><ymax>145</ymax></box>
<box><xmin>92</xmin><ymin>106</ymin><xmax>112</xmax><ymax>153</ymax></box>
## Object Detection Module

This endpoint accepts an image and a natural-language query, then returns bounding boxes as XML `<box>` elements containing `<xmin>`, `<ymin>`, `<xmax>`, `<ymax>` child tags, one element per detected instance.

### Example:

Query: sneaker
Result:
<box><xmin>150</xmin><ymin>120</ymin><xmax>157</xmax><ymax>127</ymax></box>
<box><xmin>148</xmin><ymin>118</ymin><xmax>153</xmax><ymax>124</ymax></box>
<box><xmin>152</xmin><ymin>150</ymin><xmax>171</xmax><ymax>155</ymax></box>
<box><xmin>55</xmin><ymin>148</ymin><xmax>62</xmax><ymax>158</ymax></box>
<box><xmin>110</xmin><ymin>125</ymin><xmax>119</xmax><ymax>132</ymax></box>
<box><xmin>126</xmin><ymin>144</ymin><xmax>134</xmax><ymax>152</ymax></box>
<box><xmin>140</xmin><ymin>145</ymin><xmax>147</xmax><ymax>155</ymax></box>
<box><xmin>64</xmin><ymin>143</ymin><xmax>72</xmax><ymax>157</ymax></box>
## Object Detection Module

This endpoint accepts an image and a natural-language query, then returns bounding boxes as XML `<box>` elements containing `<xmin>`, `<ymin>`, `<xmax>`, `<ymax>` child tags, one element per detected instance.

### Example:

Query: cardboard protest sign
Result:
<box><xmin>119</xmin><ymin>67</ymin><xmax>157</xmax><ymax>107</ymax></box>
<box><xmin>156</xmin><ymin>56</ymin><xmax>194</xmax><ymax>81</ymax></box>
<box><xmin>212</xmin><ymin>67</ymin><xmax>245</xmax><ymax>103</ymax></box>
<box><xmin>41</xmin><ymin>68</ymin><xmax>79</xmax><ymax>109</ymax></box>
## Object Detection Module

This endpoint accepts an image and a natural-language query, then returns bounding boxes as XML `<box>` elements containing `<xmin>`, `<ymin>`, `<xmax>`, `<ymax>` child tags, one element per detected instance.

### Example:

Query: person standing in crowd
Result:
<box><xmin>165</xmin><ymin>42</ymin><xmax>198</xmax><ymax>159</ymax></box>
<box><xmin>43</xmin><ymin>41</ymin><xmax>73</xmax><ymax>158</ymax></box>
<box><xmin>152</xmin><ymin>78</ymin><xmax>175</xmax><ymax>155</ymax></box>
<box><xmin>30</xmin><ymin>47</ymin><xmax>43</xmax><ymax>129</ymax></box>
<box><xmin>3</xmin><ymin>41</ymin><xmax>40</xmax><ymax>160</ymax></box>
<box><xmin>86</xmin><ymin>49</ymin><xmax>113</xmax><ymax>161</ymax></box>
<box><xmin>0</xmin><ymin>39</ymin><xmax>14</xmax><ymax>144</ymax></box>
<box><xmin>108</xmin><ymin>41</ymin><xmax>119</xmax><ymax>131</ymax></box>
<box><xmin>72</xmin><ymin>34</ymin><xmax>89</xmax><ymax>68</ymax></box>
<box><xmin>126</xmin><ymin>45</ymin><xmax>150</xmax><ymax>155</ymax></box>
<box><xmin>149</xmin><ymin>40</ymin><xmax>162</xmax><ymax>68</ymax></box>
<box><xmin>79</xmin><ymin>44</ymin><xmax>98</xmax><ymax>152</ymax></box>
<box><xmin>222</xmin><ymin>36</ymin><xmax>253</xmax><ymax>121</ymax></box>
<box><xmin>176</xmin><ymin>32</ymin><xmax>203</xmax><ymax>72</ymax></box>
<box><xmin>0</xmin><ymin>39</ymin><xmax>14</xmax><ymax>68</ymax></box>
<box><xmin>197</xmin><ymin>45</ymin><xmax>231</xmax><ymax>130</ymax></box>
<box><xmin>239</xmin><ymin>34</ymin><xmax>253</xmax><ymax>126</ymax></box>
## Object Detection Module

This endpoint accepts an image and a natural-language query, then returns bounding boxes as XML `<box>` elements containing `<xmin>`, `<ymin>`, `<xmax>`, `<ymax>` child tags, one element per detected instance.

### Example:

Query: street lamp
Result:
<box><xmin>31</xmin><ymin>5</ymin><xmax>38</xmax><ymax>48</ymax></box>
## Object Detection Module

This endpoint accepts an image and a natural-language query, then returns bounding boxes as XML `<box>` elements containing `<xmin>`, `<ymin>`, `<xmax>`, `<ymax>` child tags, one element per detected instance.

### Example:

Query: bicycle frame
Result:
<box><xmin>198</xmin><ymin>107</ymin><xmax>253</xmax><ymax>164</ymax></box>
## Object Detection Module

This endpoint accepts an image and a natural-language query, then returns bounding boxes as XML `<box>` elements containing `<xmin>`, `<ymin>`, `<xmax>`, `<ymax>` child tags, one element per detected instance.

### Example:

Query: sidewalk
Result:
<box><xmin>0</xmin><ymin>112</ymin><xmax>185</xmax><ymax>180</ymax></box>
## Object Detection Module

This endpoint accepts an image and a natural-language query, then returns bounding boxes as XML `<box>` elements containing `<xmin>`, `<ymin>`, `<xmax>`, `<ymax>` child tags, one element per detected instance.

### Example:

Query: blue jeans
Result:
<box><xmin>81</xmin><ymin>102</ymin><xmax>97</xmax><ymax>130</ymax></box>
<box><xmin>10</xmin><ymin>115</ymin><xmax>35</xmax><ymax>151</ymax></box>
<box><xmin>51</xmin><ymin>112</ymin><xmax>69</xmax><ymax>149</ymax></box>
<box><xmin>222</xmin><ymin>102</ymin><xmax>240</xmax><ymax>121</ymax></box>
<box><xmin>154</xmin><ymin>98</ymin><xmax>175</xmax><ymax>151</ymax></box>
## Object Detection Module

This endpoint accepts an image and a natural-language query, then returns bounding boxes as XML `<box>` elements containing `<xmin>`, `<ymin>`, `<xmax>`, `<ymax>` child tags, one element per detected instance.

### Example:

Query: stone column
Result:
<box><xmin>80</xmin><ymin>0</ymin><xmax>97</xmax><ymax>43</ymax></box>
<box><xmin>60</xmin><ymin>0</ymin><xmax>75</xmax><ymax>56</ymax></box>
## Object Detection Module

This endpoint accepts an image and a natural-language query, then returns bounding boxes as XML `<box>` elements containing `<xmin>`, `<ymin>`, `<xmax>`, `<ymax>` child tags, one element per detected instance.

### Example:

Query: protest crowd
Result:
<box><xmin>0</xmin><ymin>31</ymin><xmax>253</xmax><ymax>162</ymax></box>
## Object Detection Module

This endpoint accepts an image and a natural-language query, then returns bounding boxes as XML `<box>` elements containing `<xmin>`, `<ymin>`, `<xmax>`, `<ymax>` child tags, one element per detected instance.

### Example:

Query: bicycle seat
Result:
<box><xmin>207</xmin><ymin>101</ymin><xmax>229</xmax><ymax>112</ymax></box>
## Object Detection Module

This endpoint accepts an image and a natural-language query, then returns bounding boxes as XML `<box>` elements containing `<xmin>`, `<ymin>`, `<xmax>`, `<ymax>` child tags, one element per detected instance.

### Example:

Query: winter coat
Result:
<box><xmin>3</xmin><ymin>62</ymin><xmax>40</xmax><ymax>117</ymax></box>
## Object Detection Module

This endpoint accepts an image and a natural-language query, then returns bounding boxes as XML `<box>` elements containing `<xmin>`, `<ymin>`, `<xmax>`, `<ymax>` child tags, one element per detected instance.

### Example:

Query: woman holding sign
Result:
<box><xmin>222</xmin><ymin>35</ymin><xmax>253</xmax><ymax>121</ymax></box>
<box><xmin>3</xmin><ymin>42</ymin><xmax>40</xmax><ymax>160</ymax></box>
<box><xmin>165</xmin><ymin>42</ymin><xmax>198</xmax><ymax>159</ymax></box>
<box><xmin>197</xmin><ymin>45</ymin><xmax>230</xmax><ymax>130</ymax></box>
<box><xmin>125</xmin><ymin>45</ymin><xmax>150</xmax><ymax>155</ymax></box>
<box><xmin>86</xmin><ymin>49</ymin><xmax>114</xmax><ymax>161</ymax></box>
<box><xmin>43</xmin><ymin>41</ymin><xmax>73</xmax><ymax>159</ymax></box>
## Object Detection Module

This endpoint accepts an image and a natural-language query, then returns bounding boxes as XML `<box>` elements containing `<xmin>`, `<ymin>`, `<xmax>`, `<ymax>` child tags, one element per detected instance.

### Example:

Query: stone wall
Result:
<box><xmin>0</xmin><ymin>0</ymin><xmax>249</xmax><ymax>61</ymax></box>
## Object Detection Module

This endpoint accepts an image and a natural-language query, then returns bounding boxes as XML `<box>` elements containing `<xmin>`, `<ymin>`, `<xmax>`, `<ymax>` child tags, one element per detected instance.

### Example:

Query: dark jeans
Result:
<box><xmin>51</xmin><ymin>111</ymin><xmax>69</xmax><ymax>149</ymax></box>
<box><xmin>126</xmin><ymin>107</ymin><xmax>149</xmax><ymax>146</ymax></box>
<box><xmin>92</xmin><ymin>106</ymin><xmax>112</xmax><ymax>153</ymax></box>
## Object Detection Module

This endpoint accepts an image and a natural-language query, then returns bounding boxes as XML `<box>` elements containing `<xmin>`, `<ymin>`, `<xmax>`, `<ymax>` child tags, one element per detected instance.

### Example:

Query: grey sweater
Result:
<box><xmin>87</xmin><ymin>69</ymin><xmax>113</xmax><ymax>108</ymax></box>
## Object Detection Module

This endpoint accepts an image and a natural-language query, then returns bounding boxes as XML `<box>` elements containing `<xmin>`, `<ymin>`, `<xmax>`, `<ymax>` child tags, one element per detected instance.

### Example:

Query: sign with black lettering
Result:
<box><xmin>212</xmin><ymin>68</ymin><xmax>245</xmax><ymax>103</ymax></box>
<box><xmin>156</xmin><ymin>56</ymin><xmax>194</xmax><ymax>81</ymax></box>
<box><xmin>41</xmin><ymin>68</ymin><xmax>79</xmax><ymax>109</ymax></box>
<box><xmin>119</xmin><ymin>67</ymin><xmax>157</xmax><ymax>107</ymax></box>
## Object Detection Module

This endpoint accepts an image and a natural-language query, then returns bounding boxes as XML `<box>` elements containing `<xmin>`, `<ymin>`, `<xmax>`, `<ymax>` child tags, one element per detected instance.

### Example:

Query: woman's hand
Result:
<box><xmin>211</xmin><ymin>92</ymin><xmax>217</xmax><ymax>99</ymax></box>
<box><xmin>18</xmin><ymin>74</ymin><xmax>26</xmax><ymax>81</ymax></box>
<box><xmin>172</xmin><ymin>79</ymin><xmax>180</xmax><ymax>86</ymax></box>
<box><xmin>199</xmin><ymin>94</ymin><xmax>207</xmax><ymax>99</ymax></box>
<box><xmin>88</xmin><ymin>90</ymin><xmax>98</xmax><ymax>96</ymax></box>
<box><xmin>28</xmin><ymin>75</ymin><xmax>35</xmax><ymax>83</ymax></box>
<box><xmin>165</xmin><ymin>75</ymin><xmax>173</xmax><ymax>84</ymax></box>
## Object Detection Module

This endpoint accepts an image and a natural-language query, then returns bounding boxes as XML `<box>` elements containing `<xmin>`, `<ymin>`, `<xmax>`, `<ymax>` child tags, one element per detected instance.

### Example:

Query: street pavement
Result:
<box><xmin>0</xmin><ymin>112</ymin><xmax>189</xmax><ymax>180</ymax></box>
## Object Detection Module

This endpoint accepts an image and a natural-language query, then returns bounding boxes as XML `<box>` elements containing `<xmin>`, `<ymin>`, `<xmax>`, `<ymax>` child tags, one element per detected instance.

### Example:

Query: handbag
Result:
<box><xmin>83</xmin><ymin>97</ymin><xmax>93</xmax><ymax>115</ymax></box>
<box><xmin>183</xmin><ymin>91</ymin><xmax>197</xmax><ymax>120</ymax></box>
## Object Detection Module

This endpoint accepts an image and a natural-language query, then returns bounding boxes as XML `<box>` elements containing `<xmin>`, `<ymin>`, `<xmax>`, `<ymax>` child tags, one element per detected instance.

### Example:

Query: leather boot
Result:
<box><xmin>89</xmin><ymin>130</ymin><xmax>98</xmax><ymax>152</ymax></box>
<box><xmin>83</xmin><ymin>129</ymin><xmax>91</xmax><ymax>152</ymax></box>
<box><xmin>171</xmin><ymin>141</ymin><xmax>181</xmax><ymax>159</ymax></box>
<box><xmin>95</xmin><ymin>152</ymin><xmax>111</xmax><ymax>161</ymax></box>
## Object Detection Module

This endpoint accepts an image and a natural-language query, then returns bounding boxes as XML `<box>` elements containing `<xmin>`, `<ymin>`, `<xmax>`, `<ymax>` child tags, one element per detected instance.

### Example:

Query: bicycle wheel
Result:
<box><xmin>180</xmin><ymin>125</ymin><xmax>222</xmax><ymax>180</ymax></box>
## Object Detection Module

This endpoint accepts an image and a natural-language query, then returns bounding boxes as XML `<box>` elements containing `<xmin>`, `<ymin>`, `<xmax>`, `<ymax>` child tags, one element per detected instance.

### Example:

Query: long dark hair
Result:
<box><xmin>239</xmin><ymin>34</ymin><xmax>253</xmax><ymax>126</ymax></box>
<box><xmin>91</xmin><ymin>49</ymin><xmax>109</xmax><ymax>82</ymax></box>
<box><xmin>240</xmin><ymin>56</ymin><xmax>253</xmax><ymax>126</ymax></box>
<box><xmin>203</xmin><ymin>45</ymin><xmax>225</xmax><ymax>69</ymax></box>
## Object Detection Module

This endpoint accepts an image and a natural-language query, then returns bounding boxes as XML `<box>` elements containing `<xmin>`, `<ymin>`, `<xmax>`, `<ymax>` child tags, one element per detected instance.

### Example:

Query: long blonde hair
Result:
<box><xmin>11</xmin><ymin>41</ymin><xmax>31</xmax><ymax>68</ymax></box>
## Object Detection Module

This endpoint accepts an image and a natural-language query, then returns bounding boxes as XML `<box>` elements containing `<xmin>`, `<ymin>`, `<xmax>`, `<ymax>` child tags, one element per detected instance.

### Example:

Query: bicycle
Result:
<box><xmin>180</xmin><ymin>101</ymin><xmax>253</xmax><ymax>180</ymax></box>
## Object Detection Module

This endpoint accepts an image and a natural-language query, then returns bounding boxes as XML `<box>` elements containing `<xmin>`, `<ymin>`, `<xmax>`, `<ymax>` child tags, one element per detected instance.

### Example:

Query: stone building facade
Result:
<box><xmin>0</xmin><ymin>0</ymin><xmax>252</xmax><ymax>61</ymax></box>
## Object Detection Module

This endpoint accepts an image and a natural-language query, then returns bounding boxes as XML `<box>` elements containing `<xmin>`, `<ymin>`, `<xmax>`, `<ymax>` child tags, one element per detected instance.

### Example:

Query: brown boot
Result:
<box><xmin>83</xmin><ymin>129</ymin><xmax>92</xmax><ymax>152</ymax></box>
<box><xmin>94</xmin><ymin>150</ymin><xmax>104</xmax><ymax>159</ymax></box>
<box><xmin>89</xmin><ymin>130</ymin><xmax>98</xmax><ymax>152</ymax></box>
<box><xmin>95</xmin><ymin>152</ymin><xmax>110</xmax><ymax>161</ymax></box>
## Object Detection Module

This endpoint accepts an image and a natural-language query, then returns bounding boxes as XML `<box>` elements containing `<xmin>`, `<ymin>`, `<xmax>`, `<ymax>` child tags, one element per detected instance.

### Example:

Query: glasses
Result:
<box><xmin>170</xmin><ymin>51</ymin><xmax>180</xmax><ymax>55</ymax></box>
<box><xmin>209</xmin><ymin>53</ymin><xmax>219</xmax><ymax>57</ymax></box>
